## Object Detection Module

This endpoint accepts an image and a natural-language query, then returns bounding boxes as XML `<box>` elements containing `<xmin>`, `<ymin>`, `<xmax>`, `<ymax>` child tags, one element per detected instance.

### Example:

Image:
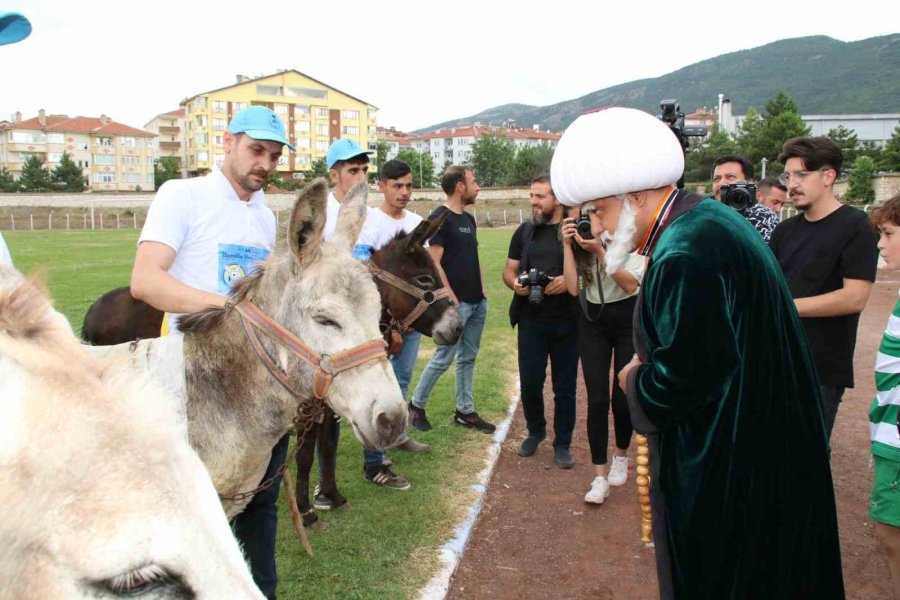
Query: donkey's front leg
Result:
<box><xmin>294</xmin><ymin>422</ymin><xmax>322</xmax><ymax>529</ymax></box>
<box><xmin>317</xmin><ymin>406</ymin><xmax>348</xmax><ymax>509</ymax></box>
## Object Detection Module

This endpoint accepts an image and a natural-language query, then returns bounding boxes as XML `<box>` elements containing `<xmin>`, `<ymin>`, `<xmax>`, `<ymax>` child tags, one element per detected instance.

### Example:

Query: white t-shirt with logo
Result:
<box><xmin>353</xmin><ymin>207</ymin><xmax>424</xmax><ymax>259</ymax></box>
<box><xmin>0</xmin><ymin>232</ymin><xmax>12</xmax><ymax>266</ymax></box>
<box><xmin>139</xmin><ymin>166</ymin><xmax>275</xmax><ymax>333</ymax></box>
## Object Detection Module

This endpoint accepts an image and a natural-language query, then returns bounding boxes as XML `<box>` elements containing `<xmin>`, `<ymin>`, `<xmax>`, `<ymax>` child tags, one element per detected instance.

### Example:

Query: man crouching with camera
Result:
<box><xmin>502</xmin><ymin>175</ymin><xmax>579</xmax><ymax>469</ymax></box>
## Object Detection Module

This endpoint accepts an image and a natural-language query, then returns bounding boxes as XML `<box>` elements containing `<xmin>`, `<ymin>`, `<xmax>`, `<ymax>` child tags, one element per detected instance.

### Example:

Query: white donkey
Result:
<box><xmin>0</xmin><ymin>265</ymin><xmax>265</xmax><ymax>600</ymax></box>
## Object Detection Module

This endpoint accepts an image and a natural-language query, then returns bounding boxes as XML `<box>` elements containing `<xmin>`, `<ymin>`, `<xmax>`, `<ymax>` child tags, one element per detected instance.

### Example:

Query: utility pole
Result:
<box><xmin>760</xmin><ymin>157</ymin><xmax>768</xmax><ymax>179</ymax></box>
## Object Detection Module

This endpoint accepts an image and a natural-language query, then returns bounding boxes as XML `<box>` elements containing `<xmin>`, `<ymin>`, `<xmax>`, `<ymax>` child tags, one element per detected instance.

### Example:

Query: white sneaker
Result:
<box><xmin>584</xmin><ymin>476</ymin><xmax>610</xmax><ymax>504</ymax></box>
<box><xmin>608</xmin><ymin>456</ymin><xmax>629</xmax><ymax>487</ymax></box>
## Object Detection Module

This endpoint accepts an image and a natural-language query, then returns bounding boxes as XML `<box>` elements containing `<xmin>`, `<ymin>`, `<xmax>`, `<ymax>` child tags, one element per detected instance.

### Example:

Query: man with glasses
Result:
<box><xmin>769</xmin><ymin>136</ymin><xmax>878</xmax><ymax>438</ymax></box>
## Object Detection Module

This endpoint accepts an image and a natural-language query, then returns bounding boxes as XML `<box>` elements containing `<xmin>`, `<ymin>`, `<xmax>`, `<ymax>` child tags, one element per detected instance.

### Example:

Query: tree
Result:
<box><xmin>308</xmin><ymin>157</ymin><xmax>329</xmax><ymax>180</ymax></box>
<box><xmin>508</xmin><ymin>145</ymin><xmax>555</xmax><ymax>185</ymax></box>
<box><xmin>764</xmin><ymin>91</ymin><xmax>799</xmax><ymax>118</ymax></box>
<box><xmin>0</xmin><ymin>167</ymin><xmax>16</xmax><ymax>193</ymax></box>
<box><xmin>736</xmin><ymin>93</ymin><xmax>809</xmax><ymax>174</ymax></box>
<box><xmin>470</xmin><ymin>132</ymin><xmax>515</xmax><ymax>187</ymax></box>
<box><xmin>684</xmin><ymin>123</ymin><xmax>739</xmax><ymax>183</ymax></box>
<box><xmin>396</xmin><ymin>148</ymin><xmax>435</xmax><ymax>188</ymax></box>
<box><xmin>50</xmin><ymin>152</ymin><xmax>86</xmax><ymax>192</ymax></box>
<box><xmin>827</xmin><ymin>125</ymin><xmax>860</xmax><ymax>165</ymax></box>
<box><xmin>846</xmin><ymin>156</ymin><xmax>877</xmax><ymax>204</ymax></box>
<box><xmin>374</xmin><ymin>141</ymin><xmax>390</xmax><ymax>173</ymax></box>
<box><xmin>18</xmin><ymin>154</ymin><xmax>52</xmax><ymax>192</ymax></box>
<box><xmin>154</xmin><ymin>157</ymin><xmax>181</xmax><ymax>189</ymax></box>
<box><xmin>879</xmin><ymin>126</ymin><xmax>900</xmax><ymax>173</ymax></box>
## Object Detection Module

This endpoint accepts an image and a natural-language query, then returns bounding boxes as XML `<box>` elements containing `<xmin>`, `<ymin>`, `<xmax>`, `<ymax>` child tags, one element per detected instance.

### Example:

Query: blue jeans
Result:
<box><xmin>364</xmin><ymin>330</ymin><xmax>421</xmax><ymax>466</ymax></box>
<box><xmin>233</xmin><ymin>434</ymin><xmax>289</xmax><ymax>600</ymax></box>
<box><xmin>411</xmin><ymin>298</ymin><xmax>487</xmax><ymax>415</ymax></box>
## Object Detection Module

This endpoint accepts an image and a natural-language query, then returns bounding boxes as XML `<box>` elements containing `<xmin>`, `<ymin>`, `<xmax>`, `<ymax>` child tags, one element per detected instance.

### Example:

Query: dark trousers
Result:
<box><xmin>577</xmin><ymin>296</ymin><xmax>636</xmax><ymax>465</ymax></box>
<box><xmin>820</xmin><ymin>384</ymin><xmax>845</xmax><ymax>440</ymax></box>
<box><xmin>233</xmin><ymin>434</ymin><xmax>290</xmax><ymax>600</ymax></box>
<box><xmin>517</xmin><ymin>315</ymin><xmax>579</xmax><ymax>448</ymax></box>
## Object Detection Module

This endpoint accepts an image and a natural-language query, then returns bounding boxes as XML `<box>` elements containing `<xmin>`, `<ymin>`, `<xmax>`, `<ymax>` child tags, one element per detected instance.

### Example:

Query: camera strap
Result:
<box><xmin>578</xmin><ymin>259</ymin><xmax>604</xmax><ymax>322</ymax></box>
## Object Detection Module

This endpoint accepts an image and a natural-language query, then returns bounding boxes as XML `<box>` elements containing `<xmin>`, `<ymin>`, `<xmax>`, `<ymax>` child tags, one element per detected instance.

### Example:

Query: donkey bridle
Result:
<box><xmin>218</xmin><ymin>300</ymin><xmax>387</xmax><ymax>503</ymax></box>
<box><xmin>366</xmin><ymin>262</ymin><xmax>451</xmax><ymax>334</ymax></box>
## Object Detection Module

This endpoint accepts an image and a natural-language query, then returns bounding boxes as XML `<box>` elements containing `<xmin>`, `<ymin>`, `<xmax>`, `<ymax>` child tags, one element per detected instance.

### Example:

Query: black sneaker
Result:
<box><xmin>363</xmin><ymin>463</ymin><xmax>411</xmax><ymax>490</ymax></box>
<box><xmin>408</xmin><ymin>403</ymin><xmax>432</xmax><ymax>431</ymax></box>
<box><xmin>517</xmin><ymin>434</ymin><xmax>545</xmax><ymax>457</ymax></box>
<box><xmin>453</xmin><ymin>410</ymin><xmax>496</xmax><ymax>434</ymax></box>
<box><xmin>554</xmin><ymin>446</ymin><xmax>575</xmax><ymax>470</ymax></box>
<box><xmin>312</xmin><ymin>484</ymin><xmax>334</xmax><ymax>510</ymax></box>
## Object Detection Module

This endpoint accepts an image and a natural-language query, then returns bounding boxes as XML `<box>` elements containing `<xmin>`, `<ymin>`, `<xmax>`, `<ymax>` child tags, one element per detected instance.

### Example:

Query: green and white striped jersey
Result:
<box><xmin>871</xmin><ymin>293</ymin><xmax>900</xmax><ymax>461</ymax></box>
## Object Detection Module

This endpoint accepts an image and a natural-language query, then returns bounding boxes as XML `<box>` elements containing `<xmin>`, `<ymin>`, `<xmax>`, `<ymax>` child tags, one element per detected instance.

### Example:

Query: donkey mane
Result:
<box><xmin>177</xmin><ymin>266</ymin><xmax>266</xmax><ymax>335</ymax></box>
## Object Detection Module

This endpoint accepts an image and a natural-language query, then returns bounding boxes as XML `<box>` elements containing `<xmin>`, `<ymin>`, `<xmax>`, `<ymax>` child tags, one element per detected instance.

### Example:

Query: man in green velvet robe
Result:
<box><xmin>551</xmin><ymin>107</ymin><xmax>844</xmax><ymax>599</ymax></box>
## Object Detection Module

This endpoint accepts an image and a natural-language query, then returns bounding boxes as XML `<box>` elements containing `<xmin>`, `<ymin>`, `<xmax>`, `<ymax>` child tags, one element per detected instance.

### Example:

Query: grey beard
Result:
<box><xmin>605</xmin><ymin>199</ymin><xmax>638</xmax><ymax>276</ymax></box>
<box><xmin>531</xmin><ymin>209</ymin><xmax>554</xmax><ymax>226</ymax></box>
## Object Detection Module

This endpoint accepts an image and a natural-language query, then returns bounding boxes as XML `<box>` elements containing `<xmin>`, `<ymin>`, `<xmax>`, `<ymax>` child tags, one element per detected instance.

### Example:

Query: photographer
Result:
<box><xmin>502</xmin><ymin>175</ymin><xmax>578</xmax><ymax>469</ymax></box>
<box><xmin>712</xmin><ymin>155</ymin><xmax>779</xmax><ymax>242</ymax></box>
<box><xmin>561</xmin><ymin>207</ymin><xmax>645</xmax><ymax>504</ymax></box>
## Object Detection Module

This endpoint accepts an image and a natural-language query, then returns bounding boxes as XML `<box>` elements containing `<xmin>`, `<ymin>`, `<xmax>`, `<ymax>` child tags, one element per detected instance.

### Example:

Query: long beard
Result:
<box><xmin>531</xmin><ymin>207</ymin><xmax>555</xmax><ymax>226</ymax></box>
<box><xmin>605</xmin><ymin>199</ymin><xmax>638</xmax><ymax>276</ymax></box>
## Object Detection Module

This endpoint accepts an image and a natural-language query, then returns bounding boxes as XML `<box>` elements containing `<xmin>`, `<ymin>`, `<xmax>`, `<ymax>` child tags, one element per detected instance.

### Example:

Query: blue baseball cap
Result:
<box><xmin>326</xmin><ymin>138</ymin><xmax>373</xmax><ymax>169</ymax></box>
<box><xmin>228</xmin><ymin>106</ymin><xmax>295</xmax><ymax>151</ymax></box>
<box><xmin>0</xmin><ymin>12</ymin><xmax>32</xmax><ymax>46</ymax></box>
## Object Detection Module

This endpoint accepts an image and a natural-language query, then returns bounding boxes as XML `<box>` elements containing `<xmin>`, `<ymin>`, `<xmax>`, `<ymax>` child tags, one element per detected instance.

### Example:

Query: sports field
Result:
<box><xmin>3</xmin><ymin>227</ymin><xmax>518</xmax><ymax>600</ymax></box>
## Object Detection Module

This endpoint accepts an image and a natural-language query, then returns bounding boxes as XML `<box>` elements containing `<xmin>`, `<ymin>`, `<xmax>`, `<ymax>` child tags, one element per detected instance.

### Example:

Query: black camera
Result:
<box><xmin>720</xmin><ymin>180</ymin><xmax>757</xmax><ymax>212</ymax></box>
<box><xmin>517</xmin><ymin>268</ymin><xmax>553</xmax><ymax>306</ymax></box>
<box><xmin>658</xmin><ymin>99</ymin><xmax>708</xmax><ymax>151</ymax></box>
<box><xmin>574</xmin><ymin>209</ymin><xmax>594</xmax><ymax>240</ymax></box>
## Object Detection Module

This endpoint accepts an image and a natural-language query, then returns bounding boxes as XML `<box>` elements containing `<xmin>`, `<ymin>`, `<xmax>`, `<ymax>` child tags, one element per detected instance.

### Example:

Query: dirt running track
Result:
<box><xmin>447</xmin><ymin>272</ymin><xmax>899</xmax><ymax>600</ymax></box>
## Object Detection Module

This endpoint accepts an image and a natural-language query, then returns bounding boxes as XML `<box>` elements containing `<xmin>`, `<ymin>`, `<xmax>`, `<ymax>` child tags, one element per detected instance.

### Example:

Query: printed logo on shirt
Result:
<box><xmin>218</xmin><ymin>244</ymin><xmax>270</xmax><ymax>294</ymax></box>
<box><xmin>352</xmin><ymin>244</ymin><xmax>373</xmax><ymax>261</ymax></box>
<box><xmin>458</xmin><ymin>226</ymin><xmax>472</xmax><ymax>234</ymax></box>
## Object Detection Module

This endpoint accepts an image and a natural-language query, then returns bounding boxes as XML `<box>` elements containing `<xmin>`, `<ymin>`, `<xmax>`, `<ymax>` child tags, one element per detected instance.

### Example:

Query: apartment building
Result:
<box><xmin>144</xmin><ymin>108</ymin><xmax>186</xmax><ymax>177</ymax></box>
<box><xmin>377</xmin><ymin>126</ymin><xmax>415</xmax><ymax>162</ymax></box>
<box><xmin>180</xmin><ymin>70</ymin><xmax>377</xmax><ymax>178</ymax></box>
<box><xmin>0</xmin><ymin>109</ymin><xmax>157</xmax><ymax>191</ymax></box>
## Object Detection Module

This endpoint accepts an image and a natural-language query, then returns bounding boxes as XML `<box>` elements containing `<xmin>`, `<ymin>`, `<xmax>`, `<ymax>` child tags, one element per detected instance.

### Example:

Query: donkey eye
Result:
<box><xmin>414</xmin><ymin>274</ymin><xmax>435</xmax><ymax>287</ymax></box>
<box><xmin>315</xmin><ymin>316</ymin><xmax>342</xmax><ymax>329</ymax></box>
<box><xmin>99</xmin><ymin>564</ymin><xmax>178</xmax><ymax>596</ymax></box>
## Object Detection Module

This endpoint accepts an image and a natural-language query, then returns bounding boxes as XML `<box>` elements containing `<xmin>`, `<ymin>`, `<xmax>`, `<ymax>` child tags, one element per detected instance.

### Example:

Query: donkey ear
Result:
<box><xmin>408</xmin><ymin>210</ymin><xmax>448</xmax><ymax>248</ymax></box>
<box><xmin>288</xmin><ymin>178</ymin><xmax>327</xmax><ymax>266</ymax></box>
<box><xmin>330</xmin><ymin>180</ymin><xmax>368</xmax><ymax>251</ymax></box>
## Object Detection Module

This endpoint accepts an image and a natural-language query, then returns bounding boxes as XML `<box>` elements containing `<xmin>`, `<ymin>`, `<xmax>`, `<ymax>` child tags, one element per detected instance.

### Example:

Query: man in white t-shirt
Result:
<box><xmin>323</xmin><ymin>138</ymin><xmax>373</xmax><ymax>241</ymax></box>
<box><xmin>130</xmin><ymin>106</ymin><xmax>293</xmax><ymax>600</ymax></box>
<box><xmin>0</xmin><ymin>233</ymin><xmax>12</xmax><ymax>266</ymax></box>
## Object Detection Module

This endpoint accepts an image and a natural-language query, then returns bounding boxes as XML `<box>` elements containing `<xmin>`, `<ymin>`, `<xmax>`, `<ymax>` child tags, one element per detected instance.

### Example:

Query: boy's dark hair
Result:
<box><xmin>871</xmin><ymin>193</ymin><xmax>900</xmax><ymax>229</ymax></box>
<box><xmin>380</xmin><ymin>159</ymin><xmax>411</xmax><ymax>182</ymax></box>
<box><xmin>713</xmin><ymin>155</ymin><xmax>755</xmax><ymax>180</ymax></box>
<box><xmin>778</xmin><ymin>137</ymin><xmax>843</xmax><ymax>176</ymax></box>
<box><xmin>441</xmin><ymin>165</ymin><xmax>470</xmax><ymax>196</ymax></box>
<box><xmin>757</xmin><ymin>176</ymin><xmax>787</xmax><ymax>193</ymax></box>
<box><xmin>330</xmin><ymin>154</ymin><xmax>370</xmax><ymax>172</ymax></box>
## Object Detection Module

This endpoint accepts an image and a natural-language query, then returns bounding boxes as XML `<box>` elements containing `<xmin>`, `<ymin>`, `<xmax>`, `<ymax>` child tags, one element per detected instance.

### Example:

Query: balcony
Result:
<box><xmin>160</xmin><ymin>141</ymin><xmax>181</xmax><ymax>151</ymax></box>
<box><xmin>159</xmin><ymin>126</ymin><xmax>180</xmax><ymax>135</ymax></box>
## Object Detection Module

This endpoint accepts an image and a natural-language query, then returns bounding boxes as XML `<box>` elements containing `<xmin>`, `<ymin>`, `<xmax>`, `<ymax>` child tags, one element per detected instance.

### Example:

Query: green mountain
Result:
<box><xmin>416</xmin><ymin>34</ymin><xmax>900</xmax><ymax>133</ymax></box>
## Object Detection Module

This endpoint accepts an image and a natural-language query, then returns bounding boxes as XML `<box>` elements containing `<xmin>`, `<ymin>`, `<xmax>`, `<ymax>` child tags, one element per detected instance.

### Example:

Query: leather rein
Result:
<box><xmin>366</xmin><ymin>262</ymin><xmax>451</xmax><ymax>335</ymax></box>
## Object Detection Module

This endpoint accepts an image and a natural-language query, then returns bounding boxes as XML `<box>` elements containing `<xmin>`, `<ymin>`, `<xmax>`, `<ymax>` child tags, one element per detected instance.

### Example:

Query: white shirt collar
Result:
<box><xmin>211</xmin><ymin>165</ymin><xmax>266</xmax><ymax>207</ymax></box>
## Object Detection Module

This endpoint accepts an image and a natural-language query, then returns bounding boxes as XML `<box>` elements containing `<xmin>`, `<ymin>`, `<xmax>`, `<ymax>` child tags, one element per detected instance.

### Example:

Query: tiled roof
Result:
<box><xmin>2</xmin><ymin>114</ymin><xmax>154</xmax><ymax>137</ymax></box>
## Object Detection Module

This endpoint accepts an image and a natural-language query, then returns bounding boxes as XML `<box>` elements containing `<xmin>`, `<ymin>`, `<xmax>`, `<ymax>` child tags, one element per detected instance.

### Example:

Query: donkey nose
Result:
<box><xmin>376</xmin><ymin>406</ymin><xmax>407</xmax><ymax>445</ymax></box>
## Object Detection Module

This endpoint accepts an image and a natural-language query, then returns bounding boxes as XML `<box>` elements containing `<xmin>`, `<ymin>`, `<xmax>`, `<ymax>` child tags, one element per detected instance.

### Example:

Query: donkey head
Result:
<box><xmin>261</xmin><ymin>179</ymin><xmax>407</xmax><ymax>449</ymax></box>
<box><xmin>371</xmin><ymin>214</ymin><xmax>462</xmax><ymax>345</ymax></box>
<box><xmin>0</xmin><ymin>265</ymin><xmax>263</xmax><ymax>600</ymax></box>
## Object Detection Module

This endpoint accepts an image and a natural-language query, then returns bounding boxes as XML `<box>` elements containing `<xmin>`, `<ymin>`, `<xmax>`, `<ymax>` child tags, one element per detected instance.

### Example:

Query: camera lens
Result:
<box><xmin>576</xmin><ymin>219</ymin><xmax>593</xmax><ymax>239</ymax></box>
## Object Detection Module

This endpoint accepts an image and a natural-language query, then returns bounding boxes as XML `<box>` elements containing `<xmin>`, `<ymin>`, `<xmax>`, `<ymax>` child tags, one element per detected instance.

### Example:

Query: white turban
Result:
<box><xmin>550</xmin><ymin>107</ymin><xmax>685</xmax><ymax>207</ymax></box>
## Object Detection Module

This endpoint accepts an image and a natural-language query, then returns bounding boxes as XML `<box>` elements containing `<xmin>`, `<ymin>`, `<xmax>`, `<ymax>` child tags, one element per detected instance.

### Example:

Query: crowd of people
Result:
<box><xmin>4</xmin><ymin>96</ymin><xmax>900</xmax><ymax>598</ymax></box>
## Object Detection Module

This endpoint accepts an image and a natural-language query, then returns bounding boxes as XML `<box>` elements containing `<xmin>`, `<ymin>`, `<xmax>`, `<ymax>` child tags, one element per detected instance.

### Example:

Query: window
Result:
<box><xmin>295</xmin><ymin>137</ymin><xmax>311</xmax><ymax>149</ymax></box>
<box><xmin>342</xmin><ymin>126</ymin><xmax>359</xmax><ymax>135</ymax></box>
<box><xmin>147</xmin><ymin>173</ymin><xmax>154</xmax><ymax>183</ymax></box>
<box><xmin>278</xmin><ymin>154</ymin><xmax>288</xmax><ymax>165</ymax></box>
<box><xmin>213</xmin><ymin>100</ymin><xmax>227</xmax><ymax>113</ymax></box>
<box><xmin>93</xmin><ymin>172</ymin><xmax>116</xmax><ymax>183</ymax></box>
<box><xmin>287</xmin><ymin>87</ymin><xmax>327</xmax><ymax>100</ymax></box>
<box><xmin>315</xmin><ymin>107</ymin><xmax>329</xmax><ymax>119</ymax></box>
<box><xmin>120</xmin><ymin>137</ymin><xmax>138</xmax><ymax>148</ymax></box>
<box><xmin>146</xmin><ymin>156</ymin><xmax>154</xmax><ymax>165</ymax></box>
<box><xmin>257</xmin><ymin>85</ymin><xmax>282</xmax><ymax>96</ymax></box>
<box><xmin>316</xmin><ymin>140</ymin><xmax>328</xmax><ymax>152</ymax></box>
<box><xmin>213</xmin><ymin>118</ymin><xmax>226</xmax><ymax>131</ymax></box>
<box><xmin>316</xmin><ymin>124</ymin><xmax>329</xmax><ymax>136</ymax></box>
<box><xmin>214</xmin><ymin>153</ymin><xmax>224</xmax><ymax>167</ymax></box>
<box><xmin>146</xmin><ymin>138</ymin><xmax>154</xmax><ymax>148</ymax></box>
<box><xmin>296</xmin><ymin>154</ymin><xmax>311</xmax><ymax>165</ymax></box>
<box><xmin>196</xmin><ymin>151</ymin><xmax>208</xmax><ymax>163</ymax></box>
<box><xmin>93</xmin><ymin>154</ymin><xmax>116</xmax><ymax>165</ymax></box>
<box><xmin>341</xmin><ymin>110</ymin><xmax>359</xmax><ymax>120</ymax></box>
<box><xmin>368</xmin><ymin>126</ymin><xmax>376</xmax><ymax>136</ymax></box>
<box><xmin>294</xmin><ymin>105</ymin><xmax>310</xmax><ymax>117</ymax></box>
<box><xmin>76</xmin><ymin>142</ymin><xmax>88</xmax><ymax>150</ymax></box>
<box><xmin>295</xmin><ymin>121</ymin><xmax>310</xmax><ymax>133</ymax></box>
<box><xmin>47</xmin><ymin>152</ymin><xmax>62</xmax><ymax>163</ymax></box>
<box><xmin>123</xmin><ymin>155</ymin><xmax>140</xmax><ymax>165</ymax></box>
<box><xmin>214</xmin><ymin>135</ymin><xmax>223</xmax><ymax>147</ymax></box>
<box><xmin>196</xmin><ymin>96</ymin><xmax>207</xmax><ymax>109</ymax></box>
<box><xmin>8</xmin><ymin>131</ymin><xmax>45</xmax><ymax>144</ymax></box>
<box><xmin>195</xmin><ymin>115</ymin><xmax>207</xmax><ymax>128</ymax></box>
<box><xmin>47</xmin><ymin>133</ymin><xmax>65</xmax><ymax>144</ymax></box>
<box><xmin>274</xmin><ymin>104</ymin><xmax>288</xmax><ymax>115</ymax></box>
<box><xmin>96</xmin><ymin>137</ymin><xmax>112</xmax><ymax>147</ymax></box>
<box><xmin>195</xmin><ymin>133</ymin><xmax>208</xmax><ymax>144</ymax></box>
<box><xmin>234</xmin><ymin>102</ymin><xmax>248</xmax><ymax>112</ymax></box>
<box><xmin>124</xmin><ymin>173</ymin><xmax>139</xmax><ymax>183</ymax></box>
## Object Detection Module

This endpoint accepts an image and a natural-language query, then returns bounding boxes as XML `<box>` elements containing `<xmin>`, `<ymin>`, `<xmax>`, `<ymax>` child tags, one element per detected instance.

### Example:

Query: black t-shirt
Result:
<box><xmin>428</xmin><ymin>206</ymin><xmax>484</xmax><ymax>303</ymax></box>
<box><xmin>507</xmin><ymin>222</ymin><xmax>575</xmax><ymax>323</ymax></box>
<box><xmin>769</xmin><ymin>204</ymin><xmax>878</xmax><ymax>387</ymax></box>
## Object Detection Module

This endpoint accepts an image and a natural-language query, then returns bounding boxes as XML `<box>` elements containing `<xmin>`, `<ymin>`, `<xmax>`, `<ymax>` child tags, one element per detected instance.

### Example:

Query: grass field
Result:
<box><xmin>3</xmin><ymin>226</ymin><xmax>518</xmax><ymax>600</ymax></box>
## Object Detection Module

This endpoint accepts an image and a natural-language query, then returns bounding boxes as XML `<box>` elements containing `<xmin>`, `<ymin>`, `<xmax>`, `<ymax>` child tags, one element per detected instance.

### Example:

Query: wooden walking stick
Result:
<box><xmin>282</xmin><ymin>469</ymin><xmax>314</xmax><ymax>558</ymax></box>
<box><xmin>635</xmin><ymin>434</ymin><xmax>653</xmax><ymax>544</ymax></box>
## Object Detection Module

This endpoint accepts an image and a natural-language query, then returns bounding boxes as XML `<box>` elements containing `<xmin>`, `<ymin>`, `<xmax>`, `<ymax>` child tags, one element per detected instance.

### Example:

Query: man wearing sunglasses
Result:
<box><xmin>769</xmin><ymin>136</ymin><xmax>878</xmax><ymax>439</ymax></box>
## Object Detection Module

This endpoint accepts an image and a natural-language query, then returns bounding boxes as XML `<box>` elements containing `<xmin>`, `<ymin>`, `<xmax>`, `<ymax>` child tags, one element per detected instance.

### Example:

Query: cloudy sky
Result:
<box><xmin>2</xmin><ymin>0</ymin><xmax>894</xmax><ymax>133</ymax></box>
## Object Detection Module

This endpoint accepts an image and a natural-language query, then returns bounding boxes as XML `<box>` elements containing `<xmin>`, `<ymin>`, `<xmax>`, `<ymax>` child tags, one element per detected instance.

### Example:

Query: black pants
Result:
<box><xmin>233</xmin><ymin>434</ymin><xmax>290</xmax><ymax>600</ymax></box>
<box><xmin>577</xmin><ymin>296</ymin><xmax>636</xmax><ymax>465</ymax></box>
<box><xmin>517</xmin><ymin>316</ymin><xmax>579</xmax><ymax>448</ymax></box>
<box><xmin>820</xmin><ymin>384</ymin><xmax>845</xmax><ymax>440</ymax></box>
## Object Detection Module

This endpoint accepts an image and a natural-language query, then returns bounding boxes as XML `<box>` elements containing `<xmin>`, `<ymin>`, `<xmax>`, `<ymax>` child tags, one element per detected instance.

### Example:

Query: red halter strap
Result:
<box><xmin>366</xmin><ymin>262</ymin><xmax>452</xmax><ymax>333</ymax></box>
